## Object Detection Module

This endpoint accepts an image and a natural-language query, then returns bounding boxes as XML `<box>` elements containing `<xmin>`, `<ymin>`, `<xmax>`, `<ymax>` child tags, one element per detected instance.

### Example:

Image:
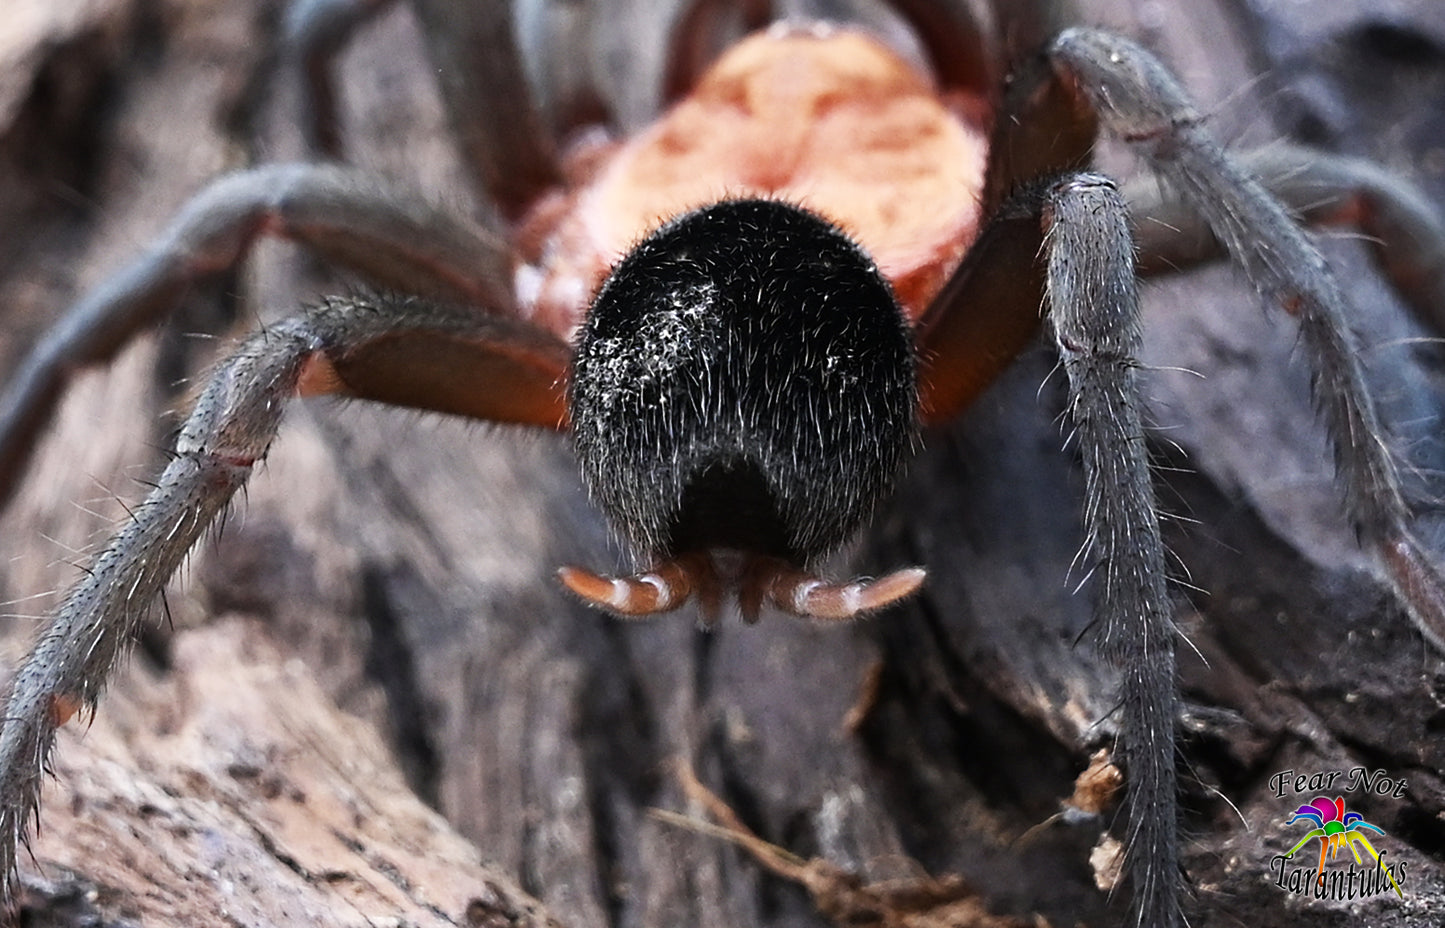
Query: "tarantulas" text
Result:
<box><xmin>1270</xmin><ymin>852</ymin><xmax>1407</xmax><ymax>900</ymax></box>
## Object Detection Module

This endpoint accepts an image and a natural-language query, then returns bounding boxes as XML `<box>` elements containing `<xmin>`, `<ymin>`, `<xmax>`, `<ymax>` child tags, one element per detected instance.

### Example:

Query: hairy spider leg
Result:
<box><xmin>919</xmin><ymin>166</ymin><xmax>1177</xmax><ymax>926</ymax></box>
<box><xmin>915</xmin><ymin>25</ymin><xmax>1445</xmax><ymax>928</ymax></box>
<box><xmin>0</xmin><ymin>293</ymin><xmax>569</xmax><ymax>899</ymax></box>
<box><xmin>287</xmin><ymin>0</ymin><xmax>562</xmax><ymax>218</ymax></box>
<box><xmin>1128</xmin><ymin>143</ymin><xmax>1445</xmax><ymax>337</ymax></box>
<box><xmin>1041</xmin><ymin>174</ymin><xmax>1177</xmax><ymax>928</ymax></box>
<box><xmin>1051</xmin><ymin>28</ymin><xmax>1445</xmax><ymax>651</ymax></box>
<box><xmin>0</xmin><ymin>0</ymin><xmax>588</xmax><ymax>518</ymax></box>
<box><xmin>3</xmin><ymin>1</ymin><xmax>1445</xmax><ymax>924</ymax></box>
<box><xmin>0</xmin><ymin>164</ymin><xmax>515</xmax><ymax>513</ymax></box>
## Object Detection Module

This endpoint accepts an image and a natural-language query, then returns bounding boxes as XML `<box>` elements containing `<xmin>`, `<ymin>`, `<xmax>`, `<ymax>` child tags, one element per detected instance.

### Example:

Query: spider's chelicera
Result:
<box><xmin>0</xmin><ymin>1</ymin><xmax>1442</xmax><ymax>926</ymax></box>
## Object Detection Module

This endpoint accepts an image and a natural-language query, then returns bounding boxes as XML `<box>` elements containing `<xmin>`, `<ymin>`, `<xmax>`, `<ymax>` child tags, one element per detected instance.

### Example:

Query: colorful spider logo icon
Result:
<box><xmin>1285</xmin><ymin>796</ymin><xmax>1403</xmax><ymax>897</ymax></box>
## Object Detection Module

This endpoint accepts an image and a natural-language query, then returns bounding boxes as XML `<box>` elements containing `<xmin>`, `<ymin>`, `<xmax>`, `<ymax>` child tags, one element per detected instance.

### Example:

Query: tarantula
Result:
<box><xmin>0</xmin><ymin>0</ymin><xmax>1442</xmax><ymax>925</ymax></box>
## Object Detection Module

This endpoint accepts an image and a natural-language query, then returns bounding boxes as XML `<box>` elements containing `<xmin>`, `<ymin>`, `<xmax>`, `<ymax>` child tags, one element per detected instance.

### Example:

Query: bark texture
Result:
<box><xmin>0</xmin><ymin>1</ymin><xmax>1443</xmax><ymax>926</ymax></box>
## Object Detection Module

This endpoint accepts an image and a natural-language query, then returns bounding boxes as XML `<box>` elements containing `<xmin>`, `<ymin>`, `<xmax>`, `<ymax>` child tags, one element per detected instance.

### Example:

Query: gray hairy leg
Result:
<box><xmin>0</xmin><ymin>163</ymin><xmax>510</xmax><ymax>514</ymax></box>
<box><xmin>0</xmin><ymin>292</ymin><xmax>570</xmax><ymax>899</ymax></box>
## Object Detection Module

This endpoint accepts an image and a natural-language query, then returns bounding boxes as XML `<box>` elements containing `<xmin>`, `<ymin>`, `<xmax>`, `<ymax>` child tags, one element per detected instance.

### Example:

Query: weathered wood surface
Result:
<box><xmin>0</xmin><ymin>0</ymin><xmax>1442</xmax><ymax>926</ymax></box>
<box><xmin>20</xmin><ymin>619</ymin><xmax>562</xmax><ymax>927</ymax></box>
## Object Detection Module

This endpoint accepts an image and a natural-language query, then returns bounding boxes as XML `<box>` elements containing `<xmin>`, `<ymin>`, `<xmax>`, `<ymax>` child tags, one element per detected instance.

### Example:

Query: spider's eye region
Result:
<box><xmin>568</xmin><ymin>198</ymin><xmax>918</xmax><ymax>565</ymax></box>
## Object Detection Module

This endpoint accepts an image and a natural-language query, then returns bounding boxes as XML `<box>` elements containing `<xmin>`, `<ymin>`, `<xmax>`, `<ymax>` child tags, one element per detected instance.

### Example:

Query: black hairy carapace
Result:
<box><xmin>569</xmin><ymin>199</ymin><xmax>918</xmax><ymax>566</ymax></box>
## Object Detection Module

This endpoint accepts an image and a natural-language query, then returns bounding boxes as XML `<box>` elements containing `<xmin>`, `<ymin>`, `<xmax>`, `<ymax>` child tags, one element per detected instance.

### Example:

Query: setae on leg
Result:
<box><xmin>1040</xmin><ymin>173</ymin><xmax>1180</xmax><ymax>928</ymax></box>
<box><xmin>0</xmin><ymin>293</ymin><xmax>569</xmax><ymax>899</ymax></box>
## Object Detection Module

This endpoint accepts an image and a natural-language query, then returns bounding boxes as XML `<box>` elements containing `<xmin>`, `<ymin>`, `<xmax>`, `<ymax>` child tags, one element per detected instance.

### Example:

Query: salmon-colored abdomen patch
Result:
<box><xmin>519</xmin><ymin>26</ymin><xmax>989</xmax><ymax>334</ymax></box>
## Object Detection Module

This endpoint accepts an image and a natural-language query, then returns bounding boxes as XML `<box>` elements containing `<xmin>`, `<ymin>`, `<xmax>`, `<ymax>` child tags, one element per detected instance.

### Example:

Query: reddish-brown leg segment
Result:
<box><xmin>914</xmin><ymin>206</ymin><xmax>1051</xmax><ymax>424</ymax></box>
<box><xmin>921</xmin><ymin>146</ymin><xmax>1445</xmax><ymax>426</ymax></box>
<box><xmin>0</xmin><ymin>164</ymin><xmax>513</xmax><ymax>515</ymax></box>
<box><xmin>917</xmin><ymin>24</ymin><xmax>1445</xmax><ymax>928</ymax></box>
<box><xmin>0</xmin><ymin>292</ymin><xmax>570</xmax><ymax>899</ymax></box>
<box><xmin>923</xmin><ymin>168</ymin><xmax>1177</xmax><ymax>927</ymax></box>
<box><xmin>0</xmin><ymin>0</ymin><xmax>594</xmax><ymax>518</ymax></box>
<box><xmin>914</xmin><ymin>0</ymin><xmax>1097</xmax><ymax>424</ymax></box>
<box><xmin>1049</xmin><ymin>27</ymin><xmax>1445</xmax><ymax>653</ymax></box>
